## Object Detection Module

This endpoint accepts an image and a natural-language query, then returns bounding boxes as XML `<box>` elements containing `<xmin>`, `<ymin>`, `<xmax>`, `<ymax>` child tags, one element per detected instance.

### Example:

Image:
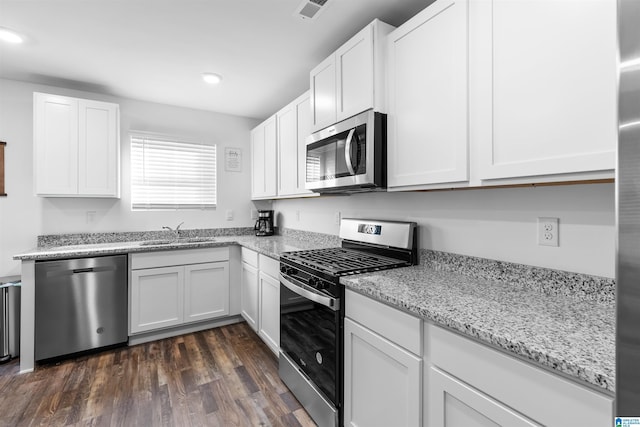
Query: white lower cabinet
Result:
<box><xmin>426</xmin><ymin>324</ymin><xmax>614</xmax><ymax>427</ymax></box>
<box><xmin>184</xmin><ymin>262</ymin><xmax>230</xmax><ymax>323</ymax></box>
<box><xmin>131</xmin><ymin>266</ymin><xmax>184</xmax><ymax>332</ymax></box>
<box><xmin>129</xmin><ymin>248</ymin><xmax>230</xmax><ymax>334</ymax></box>
<box><xmin>240</xmin><ymin>248</ymin><xmax>281</xmax><ymax>355</ymax></box>
<box><xmin>258</xmin><ymin>268</ymin><xmax>280</xmax><ymax>355</ymax></box>
<box><xmin>240</xmin><ymin>249</ymin><xmax>259</xmax><ymax>331</ymax></box>
<box><xmin>345</xmin><ymin>291</ymin><xmax>613</xmax><ymax>427</ymax></box>
<box><xmin>344</xmin><ymin>289</ymin><xmax>422</xmax><ymax>427</ymax></box>
<box><xmin>429</xmin><ymin>367</ymin><xmax>539</xmax><ymax>426</ymax></box>
<box><xmin>344</xmin><ymin>318</ymin><xmax>422</xmax><ymax>427</ymax></box>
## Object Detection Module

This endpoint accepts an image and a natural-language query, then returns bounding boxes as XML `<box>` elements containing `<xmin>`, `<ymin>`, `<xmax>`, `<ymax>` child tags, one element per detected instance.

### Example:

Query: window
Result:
<box><xmin>131</xmin><ymin>134</ymin><xmax>216</xmax><ymax>210</ymax></box>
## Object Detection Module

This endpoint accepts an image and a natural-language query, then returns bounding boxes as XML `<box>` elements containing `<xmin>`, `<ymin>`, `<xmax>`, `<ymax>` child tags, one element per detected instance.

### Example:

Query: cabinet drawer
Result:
<box><xmin>429</xmin><ymin>324</ymin><xmax>613</xmax><ymax>426</ymax></box>
<box><xmin>346</xmin><ymin>289</ymin><xmax>422</xmax><ymax>355</ymax></box>
<box><xmin>241</xmin><ymin>247</ymin><xmax>258</xmax><ymax>268</ymax></box>
<box><xmin>259</xmin><ymin>254</ymin><xmax>279</xmax><ymax>279</ymax></box>
<box><xmin>131</xmin><ymin>247</ymin><xmax>229</xmax><ymax>270</ymax></box>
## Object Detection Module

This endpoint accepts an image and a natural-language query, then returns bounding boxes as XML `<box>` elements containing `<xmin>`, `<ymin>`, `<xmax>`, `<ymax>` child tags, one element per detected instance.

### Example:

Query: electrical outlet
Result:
<box><xmin>86</xmin><ymin>211</ymin><xmax>96</xmax><ymax>224</ymax></box>
<box><xmin>334</xmin><ymin>211</ymin><xmax>341</xmax><ymax>225</ymax></box>
<box><xmin>226</xmin><ymin>210</ymin><xmax>234</xmax><ymax>221</ymax></box>
<box><xmin>250</xmin><ymin>209</ymin><xmax>258</xmax><ymax>220</ymax></box>
<box><xmin>296</xmin><ymin>210</ymin><xmax>300</xmax><ymax>221</ymax></box>
<box><xmin>538</xmin><ymin>217</ymin><xmax>559</xmax><ymax>246</ymax></box>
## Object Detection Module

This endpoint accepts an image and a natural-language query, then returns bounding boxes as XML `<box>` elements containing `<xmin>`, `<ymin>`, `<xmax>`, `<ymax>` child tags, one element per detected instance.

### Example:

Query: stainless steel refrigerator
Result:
<box><xmin>616</xmin><ymin>0</ymin><xmax>640</xmax><ymax>415</ymax></box>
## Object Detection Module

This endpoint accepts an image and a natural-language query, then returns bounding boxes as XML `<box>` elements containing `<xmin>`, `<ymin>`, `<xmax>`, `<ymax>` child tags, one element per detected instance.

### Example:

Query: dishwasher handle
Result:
<box><xmin>44</xmin><ymin>264</ymin><xmax>117</xmax><ymax>279</ymax></box>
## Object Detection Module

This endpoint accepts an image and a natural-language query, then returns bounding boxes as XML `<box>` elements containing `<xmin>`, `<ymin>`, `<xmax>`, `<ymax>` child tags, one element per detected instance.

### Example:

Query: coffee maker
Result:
<box><xmin>254</xmin><ymin>210</ymin><xmax>274</xmax><ymax>236</ymax></box>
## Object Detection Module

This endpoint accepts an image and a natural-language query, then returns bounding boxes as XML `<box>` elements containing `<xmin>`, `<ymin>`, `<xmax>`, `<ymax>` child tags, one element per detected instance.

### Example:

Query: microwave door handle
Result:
<box><xmin>280</xmin><ymin>274</ymin><xmax>340</xmax><ymax>311</ymax></box>
<box><xmin>344</xmin><ymin>128</ymin><xmax>356</xmax><ymax>175</ymax></box>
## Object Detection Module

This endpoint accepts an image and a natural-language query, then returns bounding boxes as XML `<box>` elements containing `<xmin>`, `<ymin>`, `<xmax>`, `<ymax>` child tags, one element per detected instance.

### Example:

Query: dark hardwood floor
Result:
<box><xmin>0</xmin><ymin>322</ymin><xmax>316</xmax><ymax>427</ymax></box>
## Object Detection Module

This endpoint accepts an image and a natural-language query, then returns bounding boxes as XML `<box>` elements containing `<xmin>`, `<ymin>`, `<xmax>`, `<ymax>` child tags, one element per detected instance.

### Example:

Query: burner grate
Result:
<box><xmin>282</xmin><ymin>247</ymin><xmax>409</xmax><ymax>276</ymax></box>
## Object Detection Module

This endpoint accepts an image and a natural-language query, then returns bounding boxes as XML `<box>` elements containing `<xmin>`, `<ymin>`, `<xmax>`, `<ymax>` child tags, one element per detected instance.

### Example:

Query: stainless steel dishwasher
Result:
<box><xmin>35</xmin><ymin>255</ymin><xmax>128</xmax><ymax>361</ymax></box>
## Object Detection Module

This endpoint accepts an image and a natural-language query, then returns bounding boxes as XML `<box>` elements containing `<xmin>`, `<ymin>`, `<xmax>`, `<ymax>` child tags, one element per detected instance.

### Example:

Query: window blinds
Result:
<box><xmin>131</xmin><ymin>135</ymin><xmax>216</xmax><ymax>210</ymax></box>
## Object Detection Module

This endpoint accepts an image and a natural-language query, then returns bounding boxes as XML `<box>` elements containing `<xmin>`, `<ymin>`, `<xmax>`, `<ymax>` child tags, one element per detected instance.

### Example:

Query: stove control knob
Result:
<box><xmin>308</xmin><ymin>277</ymin><xmax>318</xmax><ymax>288</ymax></box>
<box><xmin>280</xmin><ymin>265</ymin><xmax>296</xmax><ymax>276</ymax></box>
<box><xmin>316</xmin><ymin>280</ymin><xmax>328</xmax><ymax>291</ymax></box>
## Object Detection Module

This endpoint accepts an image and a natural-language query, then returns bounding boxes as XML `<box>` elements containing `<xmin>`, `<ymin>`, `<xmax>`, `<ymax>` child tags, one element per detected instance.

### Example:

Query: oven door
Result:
<box><xmin>305</xmin><ymin>109</ymin><xmax>384</xmax><ymax>192</ymax></box>
<box><xmin>279</xmin><ymin>273</ymin><xmax>341</xmax><ymax>407</ymax></box>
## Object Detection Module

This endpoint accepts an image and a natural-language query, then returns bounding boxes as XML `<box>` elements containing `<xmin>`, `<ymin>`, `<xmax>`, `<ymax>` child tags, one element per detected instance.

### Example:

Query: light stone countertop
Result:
<box><xmin>13</xmin><ymin>234</ymin><xmax>338</xmax><ymax>262</ymax></box>
<box><xmin>340</xmin><ymin>263</ymin><xmax>615</xmax><ymax>394</ymax></box>
<box><xmin>14</xmin><ymin>231</ymin><xmax>614</xmax><ymax>395</ymax></box>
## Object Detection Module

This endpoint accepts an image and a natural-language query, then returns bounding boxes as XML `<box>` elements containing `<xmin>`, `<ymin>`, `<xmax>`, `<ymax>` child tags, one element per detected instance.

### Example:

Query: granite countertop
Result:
<box><xmin>341</xmin><ymin>262</ymin><xmax>615</xmax><ymax>394</ymax></box>
<box><xmin>13</xmin><ymin>230</ymin><xmax>614</xmax><ymax>394</ymax></box>
<box><xmin>13</xmin><ymin>234</ymin><xmax>337</xmax><ymax>262</ymax></box>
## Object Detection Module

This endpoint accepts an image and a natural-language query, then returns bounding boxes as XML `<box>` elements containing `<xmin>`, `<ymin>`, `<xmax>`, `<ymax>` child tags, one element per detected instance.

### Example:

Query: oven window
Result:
<box><xmin>280</xmin><ymin>284</ymin><xmax>339</xmax><ymax>404</ymax></box>
<box><xmin>306</xmin><ymin>123</ymin><xmax>366</xmax><ymax>183</ymax></box>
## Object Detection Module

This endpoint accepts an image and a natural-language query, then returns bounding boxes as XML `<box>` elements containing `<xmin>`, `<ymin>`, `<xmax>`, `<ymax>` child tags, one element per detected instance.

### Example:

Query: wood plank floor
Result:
<box><xmin>0</xmin><ymin>322</ymin><xmax>317</xmax><ymax>427</ymax></box>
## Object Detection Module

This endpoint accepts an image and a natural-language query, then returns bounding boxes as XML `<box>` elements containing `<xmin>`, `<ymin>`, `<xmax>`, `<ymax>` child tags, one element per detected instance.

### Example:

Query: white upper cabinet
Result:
<box><xmin>251</xmin><ymin>115</ymin><xmax>277</xmax><ymax>200</ymax></box>
<box><xmin>34</xmin><ymin>92</ymin><xmax>120</xmax><ymax>197</ymax></box>
<box><xmin>277</xmin><ymin>91</ymin><xmax>316</xmax><ymax>198</ymax></box>
<box><xmin>78</xmin><ymin>99</ymin><xmax>119</xmax><ymax>196</ymax></box>
<box><xmin>310</xmin><ymin>56</ymin><xmax>337</xmax><ymax>133</ymax></box>
<box><xmin>310</xmin><ymin>19</ymin><xmax>395</xmax><ymax>133</ymax></box>
<box><xmin>472</xmin><ymin>0</ymin><xmax>617</xmax><ymax>182</ymax></box>
<box><xmin>387</xmin><ymin>0</ymin><xmax>469</xmax><ymax>190</ymax></box>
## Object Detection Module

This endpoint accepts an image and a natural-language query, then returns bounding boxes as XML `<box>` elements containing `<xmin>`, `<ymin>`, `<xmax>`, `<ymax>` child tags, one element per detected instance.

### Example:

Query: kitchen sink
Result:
<box><xmin>139</xmin><ymin>237</ymin><xmax>215</xmax><ymax>246</ymax></box>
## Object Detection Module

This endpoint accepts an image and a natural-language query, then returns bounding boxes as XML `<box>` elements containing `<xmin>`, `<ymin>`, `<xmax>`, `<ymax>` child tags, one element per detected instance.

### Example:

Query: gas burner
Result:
<box><xmin>281</xmin><ymin>247</ymin><xmax>411</xmax><ymax>276</ymax></box>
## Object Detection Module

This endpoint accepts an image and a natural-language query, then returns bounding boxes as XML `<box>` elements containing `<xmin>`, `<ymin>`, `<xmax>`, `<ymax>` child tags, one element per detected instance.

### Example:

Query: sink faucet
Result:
<box><xmin>162</xmin><ymin>222</ymin><xmax>184</xmax><ymax>239</ymax></box>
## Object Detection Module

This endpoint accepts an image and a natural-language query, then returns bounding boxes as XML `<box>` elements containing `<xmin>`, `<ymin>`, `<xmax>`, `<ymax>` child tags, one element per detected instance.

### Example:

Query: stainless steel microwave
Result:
<box><xmin>305</xmin><ymin>109</ymin><xmax>386</xmax><ymax>193</ymax></box>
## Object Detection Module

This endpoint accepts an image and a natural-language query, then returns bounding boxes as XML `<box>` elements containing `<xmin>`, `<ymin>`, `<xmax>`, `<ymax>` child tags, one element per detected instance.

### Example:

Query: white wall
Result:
<box><xmin>0</xmin><ymin>78</ymin><xmax>259</xmax><ymax>276</ymax></box>
<box><xmin>274</xmin><ymin>183</ymin><xmax>615</xmax><ymax>278</ymax></box>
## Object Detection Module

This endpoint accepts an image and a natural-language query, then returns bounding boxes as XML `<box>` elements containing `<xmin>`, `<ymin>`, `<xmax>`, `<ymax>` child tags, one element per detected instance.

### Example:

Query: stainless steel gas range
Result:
<box><xmin>278</xmin><ymin>219</ymin><xmax>418</xmax><ymax>427</ymax></box>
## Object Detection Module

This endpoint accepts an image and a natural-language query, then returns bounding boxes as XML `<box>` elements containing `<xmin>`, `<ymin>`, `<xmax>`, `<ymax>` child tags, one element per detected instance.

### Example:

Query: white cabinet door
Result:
<box><xmin>184</xmin><ymin>261</ymin><xmax>229</xmax><ymax>323</ymax></box>
<box><xmin>296</xmin><ymin>94</ymin><xmax>313</xmax><ymax>194</ymax></box>
<box><xmin>344</xmin><ymin>318</ymin><xmax>422</xmax><ymax>427</ymax></box>
<box><xmin>34</xmin><ymin>92</ymin><xmax>120</xmax><ymax>197</ymax></box>
<box><xmin>474</xmin><ymin>0</ymin><xmax>616</xmax><ymax>180</ymax></box>
<box><xmin>258</xmin><ymin>271</ymin><xmax>280</xmax><ymax>355</ymax></box>
<box><xmin>130</xmin><ymin>266</ymin><xmax>184</xmax><ymax>334</ymax></box>
<box><xmin>310</xmin><ymin>20</ymin><xmax>393</xmax><ymax>133</ymax></box>
<box><xmin>34</xmin><ymin>93</ymin><xmax>79</xmax><ymax>195</ymax></box>
<box><xmin>277</xmin><ymin>100</ymin><xmax>299</xmax><ymax>197</ymax></box>
<box><xmin>277</xmin><ymin>91</ymin><xmax>316</xmax><ymax>198</ymax></box>
<box><xmin>336</xmin><ymin>24</ymin><xmax>374</xmax><ymax>122</ymax></box>
<box><xmin>240</xmin><ymin>261</ymin><xmax>259</xmax><ymax>332</ymax></box>
<box><xmin>78</xmin><ymin>99</ymin><xmax>119</xmax><ymax>196</ymax></box>
<box><xmin>310</xmin><ymin>55</ymin><xmax>336</xmax><ymax>132</ymax></box>
<box><xmin>429</xmin><ymin>367</ymin><xmax>540</xmax><ymax>427</ymax></box>
<box><xmin>251</xmin><ymin>116</ymin><xmax>277</xmax><ymax>199</ymax></box>
<box><xmin>428</xmin><ymin>324</ymin><xmax>613</xmax><ymax>426</ymax></box>
<box><xmin>387</xmin><ymin>0</ymin><xmax>469</xmax><ymax>189</ymax></box>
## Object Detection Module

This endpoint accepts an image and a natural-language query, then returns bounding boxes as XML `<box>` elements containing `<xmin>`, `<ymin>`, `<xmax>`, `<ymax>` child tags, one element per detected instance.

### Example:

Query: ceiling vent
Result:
<box><xmin>294</xmin><ymin>0</ymin><xmax>330</xmax><ymax>20</ymax></box>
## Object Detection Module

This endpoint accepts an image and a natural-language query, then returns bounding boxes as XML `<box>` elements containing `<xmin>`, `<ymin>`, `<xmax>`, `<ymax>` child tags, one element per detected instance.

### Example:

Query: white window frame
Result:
<box><xmin>130</xmin><ymin>132</ymin><xmax>217</xmax><ymax>211</ymax></box>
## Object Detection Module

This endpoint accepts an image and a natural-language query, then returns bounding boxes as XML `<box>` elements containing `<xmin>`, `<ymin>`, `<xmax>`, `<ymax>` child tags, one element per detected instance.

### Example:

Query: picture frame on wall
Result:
<box><xmin>225</xmin><ymin>147</ymin><xmax>242</xmax><ymax>172</ymax></box>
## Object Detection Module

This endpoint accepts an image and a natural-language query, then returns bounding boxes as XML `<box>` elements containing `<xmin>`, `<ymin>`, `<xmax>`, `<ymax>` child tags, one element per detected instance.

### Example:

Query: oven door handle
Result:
<box><xmin>280</xmin><ymin>274</ymin><xmax>340</xmax><ymax>311</ymax></box>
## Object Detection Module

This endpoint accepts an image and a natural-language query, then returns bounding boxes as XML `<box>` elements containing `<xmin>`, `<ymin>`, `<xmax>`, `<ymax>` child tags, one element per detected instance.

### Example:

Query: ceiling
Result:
<box><xmin>0</xmin><ymin>0</ymin><xmax>431</xmax><ymax>121</ymax></box>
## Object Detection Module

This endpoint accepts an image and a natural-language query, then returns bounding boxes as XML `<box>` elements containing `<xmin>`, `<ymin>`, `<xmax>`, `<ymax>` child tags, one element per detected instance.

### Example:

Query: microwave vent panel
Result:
<box><xmin>294</xmin><ymin>0</ymin><xmax>330</xmax><ymax>20</ymax></box>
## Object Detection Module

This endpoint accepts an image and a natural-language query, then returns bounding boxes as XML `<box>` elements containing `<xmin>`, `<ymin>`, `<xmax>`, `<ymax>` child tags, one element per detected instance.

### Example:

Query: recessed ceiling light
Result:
<box><xmin>202</xmin><ymin>73</ymin><xmax>222</xmax><ymax>85</ymax></box>
<box><xmin>0</xmin><ymin>27</ymin><xmax>24</xmax><ymax>44</ymax></box>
